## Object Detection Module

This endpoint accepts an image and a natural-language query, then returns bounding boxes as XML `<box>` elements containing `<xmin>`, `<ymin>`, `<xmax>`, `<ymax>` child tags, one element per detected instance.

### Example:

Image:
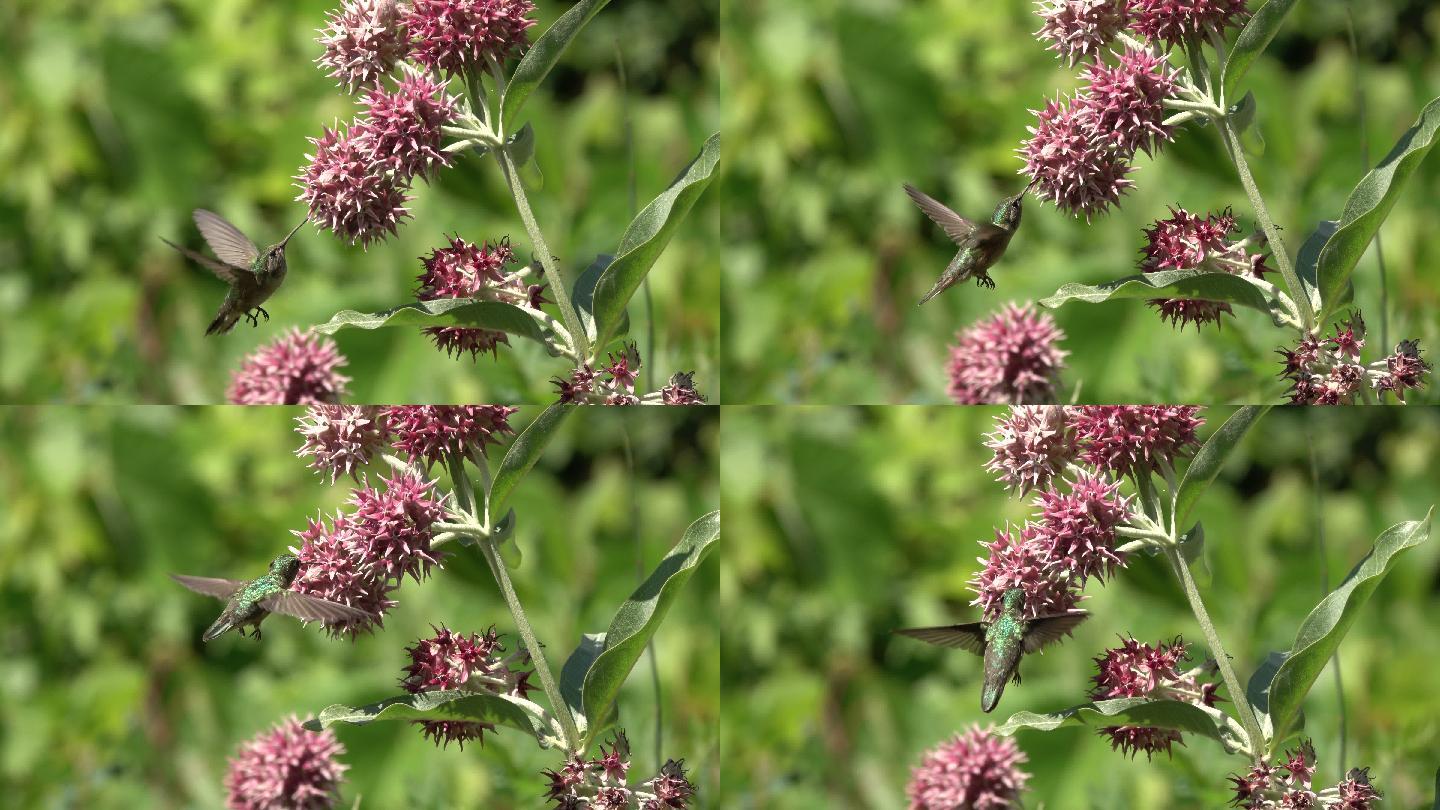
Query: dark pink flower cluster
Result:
<box><xmin>405</xmin><ymin>0</ymin><xmax>538</xmax><ymax>76</ymax></box>
<box><xmin>416</xmin><ymin>235</ymin><xmax>548</xmax><ymax>360</ymax></box>
<box><xmin>1070</xmin><ymin>405</ymin><xmax>1203</xmax><ymax>476</ymax></box>
<box><xmin>294</xmin><ymin>404</ymin><xmax>517</xmax><ymax>481</ymax></box>
<box><xmin>401</xmin><ymin>625</ymin><xmax>536</xmax><ymax>749</ymax></box>
<box><xmin>553</xmin><ymin>344</ymin><xmax>708</xmax><ymax>405</ymax></box>
<box><xmin>1138</xmin><ymin>207</ymin><xmax>1272</xmax><ymax>329</ymax></box>
<box><xmin>1035</xmin><ymin>0</ymin><xmax>1130</xmax><ymax>66</ymax></box>
<box><xmin>906</xmin><ymin>725</ymin><xmax>1029</xmax><ymax>810</ymax></box>
<box><xmin>316</xmin><ymin>0</ymin><xmax>407</xmax><ymax>94</ymax></box>
<box><xmin>296</xmin><ymin>405</ymin><xmax>389</xmax><ymax>483</ymax></box>
<box><xmin>1090</xmin><ymin>637</ymin><xmax>1221</xmax><ymax>759</ymax></box>
<box><xmin>1019</xmin><ymin>95</ymin><xmax>1137</xmax><ymax>220</ymax></box>
<box><xmin>1227</xmin><ymin>742</ymin><xmax>1381</xmax><ymax>810</ymax></box>
<box><xmin>289</xmin><ymin>472</ymin><xmax>446</xmax><ymax>638</ymax></box>
<box><xmin>1033</xmin><ymin>471</ymin><xmax>1132</xmax><ymax>582</ymax></box>
<box><xmin>971</xmin><ymin>523</ymin><xmax>1084</xmax><ymax>620</ymax></box>
<box><xmin>1080</xmin><ymin>48</ymin><xmax>1179</xmax><ymax>156</ymax></box>
<box><xmin>984</xmin><ymin>406</ymin><xmax>1075</xmax><ymax>494</ymax></box>
<box><xmin>224</xmin><ymin>716</ymin><xmax>347</xmax><ymax>810</ymax></box>
<box><xmin>543</xmin><ymin>732</ymin><xmax>697</xmax><ymax>809</ymax></box>
<box><xmin>227</xmin><ymin>329</ymin><xmax>351</xmax><ymax>405</ymax></box>
<box><xmin>946</xmin><ymin>303</ymin><xmax>1068</xmax><ymax>405</ymax></box>
<box><xmin>1130</xmin><ymin>0</ymin><xmax>1250</xmax><ymax>47</ymax></box>
<box><xmin>363</xmin><ymin>71</ymin><xmax>460</xmax><ymax>181</ymax></box>
<box><xmin>1278</xmin><ymin>312</ymin><xmax>1431</xmax><ymax>404</ymax></box>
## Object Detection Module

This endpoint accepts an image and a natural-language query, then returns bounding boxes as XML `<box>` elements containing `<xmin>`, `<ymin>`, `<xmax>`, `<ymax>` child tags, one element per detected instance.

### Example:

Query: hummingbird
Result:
<box><xmin>170</xmin><ymin>554</ymin><xmax>369</xmax><ymax>642</ymax></box>
<box><xmin>160</xmin><ymin>209</ymin><xmax>306</xmax><ymax>335</ymax></box>
<box><xmin>895</xmin><ymin>588</ymin><xmax>1088</xmax><ymax>713</ymax></box>
<box><xmin>904</xmin><ymin>180</ymin><xmax>1036</xmax><ymax>304</ymax></box>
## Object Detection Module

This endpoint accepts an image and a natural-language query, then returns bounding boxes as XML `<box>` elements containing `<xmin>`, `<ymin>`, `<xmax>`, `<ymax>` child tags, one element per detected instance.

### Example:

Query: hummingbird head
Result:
<box><xmin>993</xmin><ymin>182</ymin><xmax>1032</xmax><ymax>229</ymax></box>
<box><xmin>271</xmin><ymin>554</ymin><xmax>301</xmax><ymax>583</ymax></box>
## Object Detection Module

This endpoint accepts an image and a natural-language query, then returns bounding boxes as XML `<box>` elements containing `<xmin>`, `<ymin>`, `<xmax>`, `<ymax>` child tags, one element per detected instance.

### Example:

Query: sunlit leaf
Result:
<box><xmin>1221</xmin><ymin>0</ymin><xmax>1301</xmax><ymax>99</ymax></box>
<box><xmin>1174</xmin><ymin>406</ymin><xmax>1268</xmax><ymax>531</ymax></box>
<box><xmin>303</xmin><ymin>689</ymin><xmax>556</xmax><ymax>748</ymax></box>
<box><xmin>501</xmin><ymin>0</ymin><xmax>612</xmax><ymax>125</ymax></box>
<box><xmin>312</xmin><ymin>299</ymin><xmax>552</xmax><ymax>349</ymax></box>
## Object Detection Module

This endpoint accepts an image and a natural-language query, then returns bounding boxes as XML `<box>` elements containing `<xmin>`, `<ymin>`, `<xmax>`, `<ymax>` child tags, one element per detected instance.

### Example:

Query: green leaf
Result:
<box><xmin>591</xmin><ymin>133</ymin><xmax>720</xmax><ymax>352</ymax></box>
<box><xmin>579</xmin><ymin>510</ymin><xmax>720</xmax><ymax>748</ymax></box>
<box><xmin>501</xmin><ymin>0</ymin><xmax>612</xmax><ymax>125</ymax></box>
<box><xmin>1230</xmin><ymin>90</ymin><xmax>1266</xmax><ymax>156</ymax></box>
<box><xmin>560</xmin><ymin>632</ymin><xmax>606</xmax><ymax>739</ymax></box>
<box><xmin>1038</xmin><ymin>270</ymin><xmax>1289</xmax><ymax>324</ymax></box>
<box><xmin>994</xmin><ymin>697</ymin><xmax>1236</xmax><ymax>749</ymax></box>
<box><xmin>1295</xmin><ymin>220</ymin><xmax>1339</xmax><ymax>315</ymax></box>
<box><xmin>1221</xmin><ymin>0</ymin><xmax>1301</xmax><ymax>100</ymax></box>
<box><xmin>1432</xmin><ymin>767</ymin><xmax>1439</xmax><ymax>810</ymax></box>
<box><xmin>1266</xmin><ymin>510</ymin><xmax>1434</xmax><ymax>755</ymax></box>
<box><xmin>573</xmin><ymin>254</ymin><xmax>620</xmax><ymax>343</ymax></box>
<box><xmin>1317</xmin><ymin>96</ymin><xmax>1440</xmax><ymax>320</ymax></box>
<box><xmin>1180</xmin><ymin>522</ymin><xmax>1210</xmax><ymax>586</ymax></box>
<box><xmin>1245</xmin><ymin>650</ymin><xmax>1287</xmax><ymax>745</ymax></box>
<box><xmin>303</xmin><ymin>689</ymin><xmax>557</xmax><ymax>748</ymax></box>
<box><xmin>312</xmin><ymin>299</ymin><xmax>551</xmax><ymax>347</ymax></box>
<box><xmin>490</xmin><ymin>403</ymin><xmax>572</xmax><ymax>514</ymax></box>
<box><xmin>1174</xmin><ymin>406</ymin><xmax>1269</xmax><ymax>531</ymax></box>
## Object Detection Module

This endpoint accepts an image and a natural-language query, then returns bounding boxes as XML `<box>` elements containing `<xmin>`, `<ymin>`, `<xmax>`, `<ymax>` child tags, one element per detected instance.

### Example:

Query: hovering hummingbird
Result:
<box><xmin>170</xmin><ymin>554</ymin><xmax>368</xmax><ymax>642</ymax></box>
<box><xmin>160</xmin><ymin>210</ymin><xmax>306</xmax><ymax>335</ymax></box>
<box><xmin>895</xmin><ymin>588</ymin><xmax>1088</xmax><ymax>713</ymax></box>
<box><xmin>904</xmin><ymin>180</ymin><xmax>1036</xmax><ymax>304</ymax></box>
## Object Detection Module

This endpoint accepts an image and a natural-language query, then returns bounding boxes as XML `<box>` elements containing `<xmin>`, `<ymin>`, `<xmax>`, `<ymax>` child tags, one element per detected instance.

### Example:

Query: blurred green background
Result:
<box><xmin>722</xmin><ymin>0</ymin><xmax>1440</xmax><ymax>403</ymax></box>
<box><xmin>0</xmin><ymin>405</ymin><xmax>719</xmax><ymax>807</ymax></box>
<box><xmin>721</xmin><ymin>406</ymin><xmax>1440</xmax><ymax>807</ymax></box>
<box><xmin>0</xmin><ymin>0</ymin><xmax>719</xmax><ymax>404</ymax></box>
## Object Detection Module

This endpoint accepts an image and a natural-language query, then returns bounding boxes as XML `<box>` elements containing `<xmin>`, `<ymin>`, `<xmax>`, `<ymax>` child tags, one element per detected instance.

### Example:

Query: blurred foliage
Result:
<box><xmin>721</xmin><ymin>406</ymin><xmax>1440</xmax><ymax>807</ymax></box>
<box><xmin>722</xmin><ymin>0</ymin><xmax>1440</xmax><ymax>403</ymax></box>
<box><xmin>0</xmin><ymin>0</ymin><xmax>719</xmax><ymax>404</ymax></box>
<box><xmin>0</xmin><ymin>405</ymin><xmax>719</xmax><ymax>807</ymax></box>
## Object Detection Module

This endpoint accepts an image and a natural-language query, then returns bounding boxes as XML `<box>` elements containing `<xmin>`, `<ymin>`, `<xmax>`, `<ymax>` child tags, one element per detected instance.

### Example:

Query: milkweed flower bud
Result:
<box><xmin>542</xmin><ymin>732</ymin><xmax>697</xmax><ymax>808</ymax></box>
<box><xmin>316</xmin><ymin>0</ymin><xmax>407</xmax><ymax>94</ymax></box>
<box><xmin>296</xmin><ymin>123</ymin><xmax>411</xmax><ymax>248</ymax></box>
<box><xmin>1090</xmin><ymin>637</ymin><xmax>1219</xmax><ymax>759</ymax></box>
<box><xmin>1078</xmin><ymin>48</ymin><xmax>1180</xmax><ymax>157</ymax></box>
<box><xmin>1279</xmin><ymin>312</ymin><xmax>1430</xmax><ymax>404</ymax></box>
<box><xmin>552</xmin><ymin>345</ymin><xmax>708</xmax><ymax>405</ymax></box>
<box><xmin>401</xmin><ymin>625</ymin><xmax>535</xmax><ymax>749</ymax></box>
<box><xmin>224</xmin><ymin>716</ymin><xmax>347</xmax><ymax>810</ymax></box>
<box><xmin>227</xmin><ymin>329</ymin><xmax>351</xmax><ymax>405</ymax></box>
<box><xmin>296</xmin><ymin>405</ymin><xmax>389</xmax><ymax>483</ymax></box>
<box><xmin>1226</xmin><ymin>742</ymin><xmax>1380</xmax><ymax>810</ymax></box>
<box><xmin>946</xmin><ymin>303</ymin><xmax>1068</xmax><ymax>405</ymax></box>
<box><xmin>1129</xmin><ymin>0</ymin><xmax>1250</xmax><ymax>49</ymax></box>
<box><xmin>361</xmin><ymin>69</ymin><xmax>460</xmax><ymax>182</ymax></box>
<box><xmin>1020</xmin><ymin>96</ymin><xmax>1136</xmax><ymax>220</ymax></box>
<box><xmin>1034</xmin><ymin>0</ymin><xmax>1130</xmax><ymax>66</ymax></box>
<box><xmin>984</xmin><ymin>406</ymin><xmax>1076</xmax><ymax>495</ymax></box>
<box><xmin>383</xmin><ymin>405</ymin><xmax>518</xmax><ymax>468</ymax></box>
<box><xmin>1138</xmin><ymin>207</ymin><xmax>1272</xmax><ymax>329</ymax></box>
<box><xmin>1069</xmin><ymin>405</ymin><xmax>1203</xmax><ymax>476</ymax></box>
<box><xmin>906</xmin><ymin>725</ymin><xmax>1030</xmax><ymax>810</ymax></box>
<box><xmin>405</xmin><ymin>0</ymin><xmax>538</xmax><ymax>76</ymax></box>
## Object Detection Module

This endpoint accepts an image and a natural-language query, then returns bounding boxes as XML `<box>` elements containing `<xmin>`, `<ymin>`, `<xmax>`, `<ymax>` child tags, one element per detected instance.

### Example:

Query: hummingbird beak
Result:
<box><xmin>1023</xmin><ymin>177</ymin><xmax>1039</xmax><ymax>193</ymax></box>
<box><xmin>279</xmin><ymin>218</ymin><xmax>307</xmax><ymax>248</ymax></box>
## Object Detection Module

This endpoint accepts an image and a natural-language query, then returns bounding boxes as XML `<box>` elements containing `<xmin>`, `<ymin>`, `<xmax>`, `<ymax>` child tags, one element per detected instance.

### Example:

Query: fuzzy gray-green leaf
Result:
<box><xmin>1266</xmin><ymin>510</ymin><xmax>1433</xmax><ymax>755</ymax></box>
<box><xmin>993</xmin><ymin>697</ymin><xmax>1228</xmax><ymax>746</ymax></box>
<box><xmin>1038</xmin><ymin>270</ymin><xmax>1285</xmax><ymax>323</ymax></box>
<box><xmin>490</xmin><ymin>403</ymin><xmax>572</xmax><ymax>514</ymax></box>
<box><xmin>1221</xmin><ymin>0</ymin><xmax>1301</xmax><ymax>99</ymax></box>
<box><xmin>579</xmin><ymin>511</ymin><xmax>719</xmax><ymax>748</ymax></box>
<box><xmin>304</xmin><ymin>689</ymin><xmax>554</xmax><ymax>748</ymax></box>
<box><xmin>1175</xmin><ymin>406</ymin><xmax>1268</xmax><ymax>531</ymax></box>
<box><xmin>501</xmin><ymin>0</ymin><xmax>612</xmax><ymax>125</ymax></box>
<box><xmin>313</xmin><ymin>299</ymin><xmax>551</xmax><ymax>347</ymax></box>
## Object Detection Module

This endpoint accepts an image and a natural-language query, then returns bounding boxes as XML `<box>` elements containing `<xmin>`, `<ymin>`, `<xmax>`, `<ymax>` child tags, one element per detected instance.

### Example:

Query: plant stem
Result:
<box><xmin>1346</xmin><ymin>4</ymin><xmax>1389</xmax><ymax>350</ymax></box>
<box><xmin>478</xmin><ymin>536</ymin><xmax>582</xmax><ymax>753</ymax></box>
<box><xmin>496</xmin><ymin>148</ymin><xmax>591</xmax><ymax>362</ymax></box>
<box><xmin>1308</xmin><ymin>422</ymin><xmax>1347</xmax><ymax>774</ymax></box>
<box><xmin>1218</xmin><ymin>117</ymin><xmax>1316</xmax><ymax>330</ymax></box>
<box><xmin>1166</xmin><ymin>547</ymin><xmax>1266</xmax><ymax>761</ymax></box>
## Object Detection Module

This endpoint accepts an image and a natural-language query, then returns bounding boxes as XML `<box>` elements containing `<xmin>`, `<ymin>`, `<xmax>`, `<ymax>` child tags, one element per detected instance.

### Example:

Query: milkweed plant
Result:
<box><xmin>941</xmin><ymin>0</ymin><xmax>1437</xmax><ymax>404</ymax></box>
<box><xmin>904</xmin><ymin>405</ymin><xmax>1433</xmax><ymax>809</ymax></box>
<box><xmin>209</xmin><ymin>404</ymin><xmax>718</xmax><ymax>809</ymax></box>
<box><xmin>228</xmin><ymin>0</ymin><xmax>716</xmax><ymax>405</ymax></box>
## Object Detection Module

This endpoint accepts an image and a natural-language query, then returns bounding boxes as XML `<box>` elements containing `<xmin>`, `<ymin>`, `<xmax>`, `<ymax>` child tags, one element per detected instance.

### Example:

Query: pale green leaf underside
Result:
<box><xmin>1038</xmin><ymin>270</ymin><xmax>1281</xmax><ymax>318</ymax></box>
<box><xmin>303</xmin><ymin>689</ymin><xmax>554</xmax><ymax>748</ymax></box>
<box><xmin>1174</xmin><ymin>406</ymin><xmax>1269</xmax><ymax>532</ymax></box>
<box><xmin>312</xmin><ymin>298</ymin><xmax>550</xmax><ymax>346</ymax></box>
<box><xmin>993</xmin><ymin>697</ymin><xmax>1230</xmax><ymax>747</ymax></box>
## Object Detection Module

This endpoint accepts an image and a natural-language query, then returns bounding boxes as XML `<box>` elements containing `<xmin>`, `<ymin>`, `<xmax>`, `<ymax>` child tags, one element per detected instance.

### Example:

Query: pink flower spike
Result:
<box><xmin>1070</xmin><ymin>405</ymin><xmax>1203</xmax><ymax>476</ymax></box>
<box><xmin>289</xmin><ymin>512</ymin><xmax>396</xmax><ymax>639</ymax></box>
<box><xmin>227</xmin><ymin>329</ymin><xmax>350</xmax><ymax>405</ymax></box>
<box><xmin>1078</xmin><ymin>47</ymin><xmax>1180</xmax><ymax>157</ymax></box>
<box><xmin>947</xmin><ymin>303</ymin><xmax>1068</xmax><ymax>405</ymax></box>
<box><xmin>1034</xmin><ymin>0</ymin><xmax>1130</xmax><ymax>66</ymax></box>
<box><xmin>384</xmin><ymin>405</ymin><xmax>518</xmax><ymax>468</ymax></box>
<box><xmin>1032</xmin><ymin>471</ymin><xmax>1133</xmax><ymax>583</ymax></box>
<box><xmin>224</xmin><ymin>716</ymin><xmax>347</xmax><ymax>810</ymax></box>
<box><xmin>296</xmin><ymin>405</ymin><xmax>389</xmax><ymax>483</ymax></box>
<box><xmin>316</xmin><ymin>0</ymin><xmax>407</xmax><ymax>94</ymax></box>
<box><xmin>415</xmin><ymin>236</ymin><xmax>531</xmax><ymax>361</ymax></box>
<box><xmin>1128</xmin><ymin>0</ymin><xmax>1251</xmax><ymax>48</ymax></box>
<box><xmin>970</xmin><ymin>523</ymin><xmax>1081</xmax><ymax>621</ymax></box>
<box><xmin>1020</xmin><ymin>95</ymin><xmax>1136</xmax><ymax>220</ymax></box>
<box><xmin>984</xmin><ymin>405</ymin><xmax>1077</xmax><ymax>495</ymax></box>
<box><xmin>405</xmin><ymin>0</ymin><xmax>538</xmax><ymax>76</ymax></box>
<box><xmin>347</xmin><ymin>471</ymin><xmax>447</xmax><ymax>583</ymax></box>
<box><xmin>906</xmin><ymin>725</ymin><xmax>1030</xmax><ymax>810</ymax></box>
<box><xmin>1138</xmin><ymin>206</ymin><xmax>1270</xmax><ymax>330</ymax></box>
<box><xmin>295</xmin><ymin>123</ymin><xmax>411</xmax><ymax>248</ymax></box>
<box><xmin>362</xmin><ymin>69</ymin><xmax>460</xmax><ymax>182</ymax></box>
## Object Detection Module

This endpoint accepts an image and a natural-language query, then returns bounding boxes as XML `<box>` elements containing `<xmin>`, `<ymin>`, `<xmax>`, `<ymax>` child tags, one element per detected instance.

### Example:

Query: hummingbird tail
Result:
<box><xmin>917</xmin><ymin>284</ymin><xmax>945</xmax><ymax>306</ymax></box>
<box><xmin>202</xmin><ymin>617</ymin><xmax>233</xmax><ymax>642</ymax></box>
<box><xmin>980</xmin><ymin>681</ymin><xmax>1005</xmax><ymax>713</ymax></box>
<box><xmin>205</xmin><ymin>312</ymin><xmax>235</xmax><ymax>336</ymax></box>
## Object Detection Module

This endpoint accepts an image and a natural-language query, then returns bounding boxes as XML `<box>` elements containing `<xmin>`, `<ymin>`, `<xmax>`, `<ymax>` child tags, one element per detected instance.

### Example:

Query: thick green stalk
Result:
<box><xmin>1166</xmin><ymin>547</ymin><xmax>1266</xmax><ymax>761</ymax></box>
<box><xmin>496</xmin><ymin>148</ymin><xmax>591</xmax><ymax>361</ymax></box>
<box><xmin>1218</xmin><ymin>118</ymin><xmax>1315</xmax><ymax>330</ymax></box>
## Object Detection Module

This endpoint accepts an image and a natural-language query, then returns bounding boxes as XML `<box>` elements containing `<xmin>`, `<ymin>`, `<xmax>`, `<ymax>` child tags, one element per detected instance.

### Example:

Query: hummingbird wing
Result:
<box><xmin>160</xmin><ymin>237</ymin><xmax>244</xmax><ymax>284</ymax></box>
<box><xmin>894</xmin><ymin>622</ymin><xmax>987</xmax><ymax>656</ymax></box>
<box><xmin>170</xmin><ymin>573</ymin><xmax>247</xmax><ymax>600</ymax></box>
<box><xmin>904</xmin><ymin>184</ymin><xmax>979</xmax><ymax>245</ymax></box>
<box><xmin>1022</xmin><ymin>611</ymin><xmax>1089</xmax><ymax>654</ymax></box>
<box><xmin>260</xmin><ymin>591</ymin><xmax>372</xmax><ymax>623</ymax></box>
<box><xmin>193</xmin><ymin>209</ymin><xmax>260</xmax><ymax>269</ymax></box>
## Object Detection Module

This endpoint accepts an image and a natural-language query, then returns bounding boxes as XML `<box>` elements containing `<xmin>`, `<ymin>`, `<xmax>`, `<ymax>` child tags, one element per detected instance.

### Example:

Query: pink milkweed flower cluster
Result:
<box><xmin>542</xmin><ymin>732</ymin><xmax>697</xmax><ymax>809</ymax></box>
<box><xmin>1277</xmin><ymin>311</ymin><xmax>1431</xmax><ymax>404</ymax></box>
<box><xmin>1139</xmin><ymin>206</ymin><xmax>1273</xmax><ymax>329</ymax></box>
<box><xmin>294</xmin><ymin>404</ymin><xmax>518</xmax><ymax>481</ymax></box>
<box><xmin>400</xmin><ymin>625</ymin><xmax>537</xmax><ymax>749</ymax></box>
<box><xmin>227</xmin><ymin>329</ymin><xmax>351</xmax><ymax>405</ymax></box>
<box><xmin>947</xmin><ymin>303</ymin><xmax>1068</xmax><ymax>405</ymax></box>
<box><xmin>1023</xmin><ymin>1</ymin><xmax>1250</xmax><ymax>218</ymax></box>
<box><xmin>906</xmin><ymin>725</ymin><xmax>1030</xmax><ymax>810</ymax></box>
<box><xmin>1227</xmin><ymin>742</ymin><xmax>1382</xmax><ymax>810</ymax></box>
<box><xmin>552</xmin><ymin>344</ymin><xmax>708</xmax><ymax>405</ymax></box>
<box><xmin>224</xmin><ymin>715</ymin><xmax>347</xmax><ymax>810</ymax></box>
<box><xmin>1089</xmin><ymin>636</ymin><xmax>1221</xmax><ymax>760</ymax></box>
<box><xmin>289</xmin><ymin>470</ymin><xmax>447</xmax><ymax>638</ymax></box>
<box><xmin>303</xmin><ymin>0</ymin><xmax>536</xmax><ymax>247</ymax></box>
<box><xmin>975</xmin><ymin>406</ymin><xmax>1200</xmax><ymax>617</ymax></box>
<box><xmin>415</xmin><ymin>235</ymin><xmax>549</xmax><ymax>360</ymax></box>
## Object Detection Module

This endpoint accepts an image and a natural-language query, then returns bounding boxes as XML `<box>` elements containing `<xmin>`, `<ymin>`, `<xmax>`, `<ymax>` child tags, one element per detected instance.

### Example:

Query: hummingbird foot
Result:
<box><xmin>243</xmin><ymin>311</ymin><xmax>259</xmax><ymax>327</ymax></box>
<box><xmin>975</xmin><ymin>274</ymin><xmax>996</xmax><ymax>290</ymax></box>
<box><xmin>258</xmin><ymin>307</ymin><xmax>270</xmax><ymax>322</ymax></box>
